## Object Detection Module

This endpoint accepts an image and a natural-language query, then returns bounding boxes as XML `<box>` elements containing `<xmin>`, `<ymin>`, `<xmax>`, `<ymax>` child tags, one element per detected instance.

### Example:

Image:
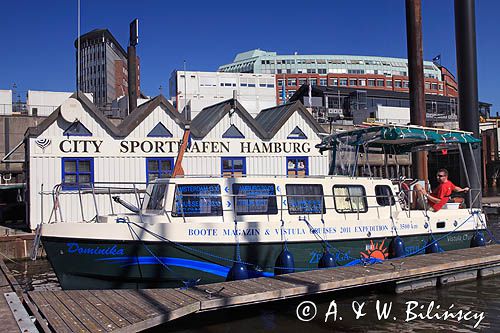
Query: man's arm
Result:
<box><xmin>453</xmin><ymin>186</ymin><xmax>469</xmax><ymax>193</ymax></box>
<box><xmin>425</xmin><ymin>193</ymin><xmax>441</xmax><ymax>204</ymax></box>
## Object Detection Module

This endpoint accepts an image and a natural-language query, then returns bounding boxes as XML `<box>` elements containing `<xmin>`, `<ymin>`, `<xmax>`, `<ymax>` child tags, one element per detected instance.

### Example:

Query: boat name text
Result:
<box><xmin>66</xmin><ymin>242</ymin><xmax>125</xmax><ymax>256</ymax></box>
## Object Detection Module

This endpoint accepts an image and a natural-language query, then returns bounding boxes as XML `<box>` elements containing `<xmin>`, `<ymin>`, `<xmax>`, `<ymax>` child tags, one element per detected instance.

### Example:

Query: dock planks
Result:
<box><xmin>27</xmin><ymin>244</ymin><xmax>500</xmax><ymax>332</ymax></box>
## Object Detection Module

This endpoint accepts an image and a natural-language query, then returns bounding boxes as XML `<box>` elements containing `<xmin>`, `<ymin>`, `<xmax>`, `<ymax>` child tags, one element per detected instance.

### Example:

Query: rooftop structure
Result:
<box><xmin>169</xmin><ymin>71</ymin><xmax>277</xmax><ymax>118</ymax></box>
<box><xmin>218</xmin><ymin>49</ymin><xmax>458</xmax><ymax>104</ymax></box>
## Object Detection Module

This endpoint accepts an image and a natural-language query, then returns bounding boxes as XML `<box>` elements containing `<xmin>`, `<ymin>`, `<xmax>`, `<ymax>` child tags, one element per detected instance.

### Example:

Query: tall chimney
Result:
<box><xmin>127</xmin><ymin>19</ymin><xmax>139</xmax><ymax>115</ymax></box>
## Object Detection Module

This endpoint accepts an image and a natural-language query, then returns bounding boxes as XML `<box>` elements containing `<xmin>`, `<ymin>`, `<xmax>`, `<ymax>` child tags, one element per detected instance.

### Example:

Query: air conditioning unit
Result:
<box><xmin>327</xmin><ymin>108</ymin><xmax>344</xmax><ymax>119</ymax></box>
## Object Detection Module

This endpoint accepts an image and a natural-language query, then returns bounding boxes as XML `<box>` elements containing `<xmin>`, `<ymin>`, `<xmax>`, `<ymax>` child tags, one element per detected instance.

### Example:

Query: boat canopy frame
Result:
<box><xmin>316</xmin><ymin>124</ymin><xmax>483</xmax><ymax>208</ymax></box>
<box><xmin>316</xmin><ymin>124</ymin><xmax>481</xmax><ymax>156</ymax></box>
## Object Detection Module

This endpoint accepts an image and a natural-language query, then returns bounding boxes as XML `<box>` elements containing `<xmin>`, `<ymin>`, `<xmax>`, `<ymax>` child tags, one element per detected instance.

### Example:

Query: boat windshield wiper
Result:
<box><xmin>112</xmin><ymin>196</ymin><xmax>140</xmax><ymax>213</ymax></box>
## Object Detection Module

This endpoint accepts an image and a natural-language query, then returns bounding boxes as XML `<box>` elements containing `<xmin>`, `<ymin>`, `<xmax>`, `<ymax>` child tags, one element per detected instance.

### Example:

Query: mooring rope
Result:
<box><xmin>398</xmin><ymin>211</ymin><xmax>478</xmax><ymax>258</ymax></box>
<box><xmin>125</xmin><ymin>221</ymin><xmax>201</xmax><ymax>288</ymax></box>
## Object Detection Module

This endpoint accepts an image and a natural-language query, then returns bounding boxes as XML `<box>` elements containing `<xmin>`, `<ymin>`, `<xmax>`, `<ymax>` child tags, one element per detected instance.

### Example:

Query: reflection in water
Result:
<box><xmin>6</xmin><ymin>218</ymin><xmax>500</xmax><ymax>332</ymax></box>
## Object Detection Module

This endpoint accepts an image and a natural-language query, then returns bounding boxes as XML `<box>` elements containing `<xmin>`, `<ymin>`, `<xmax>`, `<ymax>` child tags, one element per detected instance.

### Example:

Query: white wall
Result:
<box><xmin>172</xmin><ymin>71</ymin><xmax>277</xmax><ymax>118</ymax></box>
<box><xmin>371</xmin><ymin>105</ymin><xmax>410</xmax><ymax>125</ymax></box>
<box><xmin>112</xmin><ymin>95</ymin><xmax>151</xmax><ymax>116</ymax></box>
<box><xmin>27</xmin><ymin>91</ymin><xmax>93</xmax><ymax>116</ymax></box>
<box><xmin>27</xmin><ymin>98</ymin><xmax>328</xmax><ymax>229</ymax></box>
<box><xmin>0</xmin><ymin>90</ymin><xmax>12</xmax><ymax>115</ymax></box>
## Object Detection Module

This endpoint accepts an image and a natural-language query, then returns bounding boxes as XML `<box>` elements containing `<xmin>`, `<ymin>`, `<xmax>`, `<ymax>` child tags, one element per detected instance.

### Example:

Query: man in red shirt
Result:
<box><xmin>415</xmin><ymin>168</ymin><xmax>469</xmax><ymax>212</ymax></box>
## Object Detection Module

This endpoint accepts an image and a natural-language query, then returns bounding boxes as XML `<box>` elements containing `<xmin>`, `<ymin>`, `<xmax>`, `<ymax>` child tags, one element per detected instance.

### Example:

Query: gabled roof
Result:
<box><xmin>25</xmin><ymin>92</ymin><xmax>122</xmax><ymax>137</ymax></box>
<box><xmin>26</xmin><ymin>93</ymin><xmax>185</xmax><ymax>138</ymax></box>
<box><xmin>190</xmin><ymin>98</ymin><xmax>267</xmax><ymax>139</ymax></box>
<box><xmin>118</xmin><ymin>95</ymin><xmax>185</xmax><ymax>135</ymax></box>
<box><xmin>255</xmin><ymin>101</ymin><xmax>325</xmax><ymax>138</ymax></box>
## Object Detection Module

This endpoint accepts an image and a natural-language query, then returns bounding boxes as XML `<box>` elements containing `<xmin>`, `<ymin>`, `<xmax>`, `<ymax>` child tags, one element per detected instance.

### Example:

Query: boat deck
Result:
<box><xmin>19</xmin><ymin>244</ymin><xmax>500</xmax><ymax>332</ymax></box>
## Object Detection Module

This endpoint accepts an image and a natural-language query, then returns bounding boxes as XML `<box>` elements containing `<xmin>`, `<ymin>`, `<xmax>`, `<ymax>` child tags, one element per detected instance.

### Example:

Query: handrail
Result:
<box><xmin>40</xmin><ymin>180</ymin><xmax>482</xmax><ymax>225</ymax></box>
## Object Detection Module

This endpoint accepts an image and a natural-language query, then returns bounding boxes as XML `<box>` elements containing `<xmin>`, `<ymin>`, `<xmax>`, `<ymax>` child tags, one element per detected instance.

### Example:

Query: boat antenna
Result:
<box><xmin>183</xmin><ymin>60</ymin><xmax>188</xmax><ymax>119</ymax></box>
<box><xmin>77</xmin><ymin>0</ymin><xmax>81</xmax><ymax>98</ymax></box>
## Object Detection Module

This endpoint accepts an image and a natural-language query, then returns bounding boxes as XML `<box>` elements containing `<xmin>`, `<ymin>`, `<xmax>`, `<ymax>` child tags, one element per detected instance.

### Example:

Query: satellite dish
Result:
<box><xmin>59</xmin><ymin>98</ymin><xmax>82</xmax><ymax>122</ymax></box>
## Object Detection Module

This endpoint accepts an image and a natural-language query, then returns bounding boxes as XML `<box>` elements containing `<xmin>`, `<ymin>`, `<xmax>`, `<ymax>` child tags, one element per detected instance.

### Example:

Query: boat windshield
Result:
<box><xmin>145</xmin><ymin>183</ymin><xmax>167</xmax><ymax>211</ymax></box>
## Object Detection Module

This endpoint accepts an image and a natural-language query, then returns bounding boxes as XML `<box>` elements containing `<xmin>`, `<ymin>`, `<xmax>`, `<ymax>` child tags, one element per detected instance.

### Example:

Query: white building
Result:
<box><xmin>27</xmin><ymin>90</ymin><xmax>93</xmax><ymax>116</ymax></box>
<box><xmin>110</xmin><ymin>95</ymin><xmax>150</xmax><ymax>117</ymax></box>
<box><xmin>0</xmin><ymin>90</ymin><xmax>13</xmax><ymax>115</ymax></box>
<box><xmin>368</xmin><ymin>105</ymin><xmax>410</xmax><ymax>125</ymax></box>
<box><xmin>24</xmin><ymin>93</ymin><xmax>328</xmax><ymax>230</ymax></box>
<box><xmin>169</xmin><ymin>71</ymin><xmax>277</xmax><ymax>118</ymax></box>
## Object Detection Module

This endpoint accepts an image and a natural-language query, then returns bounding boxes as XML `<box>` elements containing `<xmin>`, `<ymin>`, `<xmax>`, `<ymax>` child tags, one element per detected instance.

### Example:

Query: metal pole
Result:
<box><xmin>128</xmin><ymin>19</ymin><xmax>139</xmax><ymax>115</ymax></box>
<box><xmin>454</xmin><ymin>0</ymin><xmax>481</xmax><ymax>208</ymax></box>
<box><xmin>405</xmin><ymin>0</ymin><xmax>428</xmax><ymax>181</ymax></box>
<box><xmin>77</xmin><ymin>0</ymin><xmax>80</xmax><ymax>97</ymax></box>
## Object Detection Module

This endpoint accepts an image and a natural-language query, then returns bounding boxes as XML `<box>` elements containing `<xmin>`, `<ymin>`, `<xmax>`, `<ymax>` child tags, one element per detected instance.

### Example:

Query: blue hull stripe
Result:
<box><xmin>96</xmin><ymin>256</ymin><xmax>274</xmax><ymax>278</ymax></box>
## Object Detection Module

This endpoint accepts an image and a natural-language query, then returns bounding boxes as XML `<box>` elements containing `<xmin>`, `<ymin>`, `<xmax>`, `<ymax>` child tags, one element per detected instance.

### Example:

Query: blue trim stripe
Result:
<box><xmin>96</xmin><ymin>256</ymin><xmax>274</xmax><ymax>278</ymax></box>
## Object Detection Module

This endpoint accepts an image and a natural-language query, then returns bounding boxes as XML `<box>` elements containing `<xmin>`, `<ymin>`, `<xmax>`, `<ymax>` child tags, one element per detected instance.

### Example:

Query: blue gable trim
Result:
<box><xmin>147</xmin><ymin>122</ymin><xmax>173</xmax><ymax>138</ymax></box>
<box><xmin>287</xmin><ymin>126</ymin><xmax>307</xmax><ymax>139</ymax></box>
<box><xmin>63</xmin><ymin>121</ymin><xmax>92</xmax><ymax>137</ymax></box>
<box><xmin>222</xmin><ymin>124</ymin><xmax>245</xmax><ymax>139</ymax></box>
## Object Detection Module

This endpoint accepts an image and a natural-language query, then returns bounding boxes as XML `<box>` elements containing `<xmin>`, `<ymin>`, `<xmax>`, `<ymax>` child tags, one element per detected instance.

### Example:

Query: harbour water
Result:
<box><xmin>6</xmin><ymin>217</ymin><xmax>500</xmax><ymax>332</ymax></box>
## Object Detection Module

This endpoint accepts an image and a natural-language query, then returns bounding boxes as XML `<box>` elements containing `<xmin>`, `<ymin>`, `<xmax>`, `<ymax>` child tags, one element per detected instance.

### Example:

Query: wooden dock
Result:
<box><xmin>15</xmin><ymin>244</ymin><xmax>499</xmax><ymax>332</ymax></box>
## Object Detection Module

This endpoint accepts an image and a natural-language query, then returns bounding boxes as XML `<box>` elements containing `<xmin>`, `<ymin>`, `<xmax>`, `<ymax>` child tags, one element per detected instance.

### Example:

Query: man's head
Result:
<box><xmin>436</xmin><ymin>168</ymin><xmax>449</xmax><ymax>183</ymax></box>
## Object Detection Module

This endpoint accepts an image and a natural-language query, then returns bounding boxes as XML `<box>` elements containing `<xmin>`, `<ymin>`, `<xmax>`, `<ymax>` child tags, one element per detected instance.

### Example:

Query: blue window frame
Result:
<box><xmin>232</xmin><ymin>183</ymin><xmax>278</xmax><ymax>215</ymax></box>
<box><xmin>221</xmin><ymin>157</ymin><xmax>246</xmax><ymax>177</ymax></box>
<box><xmin>286</xmin><ymin>157</ymin><xmax>308</xmax><ymax>176</ymax></box>
<box><xmin>146</xmin><ymin>158</ymin><xmax>174</xmax><ymax>183</ymax></box>
<box><xmin>286</xmin><ymin>184</ymin><xmax>325</xmax><ymax>214</ymax></box>
<box><xmin>61</xmin><ymin>157</ymin><xmax>94</xmax><ymax>190</ymax></box>
<box><xmin>172</xmin><ymin>184</ymin><xmax>222</xmax><ymax>217</ymax></box>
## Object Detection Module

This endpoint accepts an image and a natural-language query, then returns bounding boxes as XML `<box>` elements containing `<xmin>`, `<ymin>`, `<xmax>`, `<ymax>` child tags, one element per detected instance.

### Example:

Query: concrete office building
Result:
<box><xmin>76</xmin><ymin>29</ymin><xmax>140</xmax><ymax>115</ymax></box>
<box><xmin>169</xmin><ymin>71</ymin><xmax>277</xmax><ymax>118</ymax></box>
<box><xmin>218</xmin><ymin>49</ymin><xmax>458</xmax><ymax>104</ymax></box>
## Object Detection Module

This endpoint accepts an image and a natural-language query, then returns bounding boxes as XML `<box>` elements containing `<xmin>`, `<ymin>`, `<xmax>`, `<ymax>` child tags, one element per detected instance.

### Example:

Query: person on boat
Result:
<box><xmin>414</xmin><ymin>168</ymin><xmax>469</xmax><ymax>212</ymax></box>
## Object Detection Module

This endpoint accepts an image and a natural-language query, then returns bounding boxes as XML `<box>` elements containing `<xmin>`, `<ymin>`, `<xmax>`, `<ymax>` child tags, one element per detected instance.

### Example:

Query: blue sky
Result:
<box><xmin>0</xmin><ymin>0</ymin><xmax>498</xmax><ymax>113</ymax></box>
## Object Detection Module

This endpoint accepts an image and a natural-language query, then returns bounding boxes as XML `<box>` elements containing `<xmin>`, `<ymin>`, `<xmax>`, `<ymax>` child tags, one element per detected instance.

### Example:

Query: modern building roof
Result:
<box><xmin>74</xmin><ymin>29</ymin><xmax>127</xmax><ymax>58</ymax></box>
<box><xmin>219</xmin><ymin>49</ymin><xmax>442</xmax><ymax>78</ymax></box>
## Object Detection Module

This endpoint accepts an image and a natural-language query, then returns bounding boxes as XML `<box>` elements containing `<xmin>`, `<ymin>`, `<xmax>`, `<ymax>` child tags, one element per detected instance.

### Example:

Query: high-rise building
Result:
<box><xmin>218</xmin><ymin>49</ymin><xmax>458</xmax><ymax>104</ymax></box>
<box><xmin>75</xmin><ymin>29</ymin><xmax>140</xmax><ymax>112</ymax></box>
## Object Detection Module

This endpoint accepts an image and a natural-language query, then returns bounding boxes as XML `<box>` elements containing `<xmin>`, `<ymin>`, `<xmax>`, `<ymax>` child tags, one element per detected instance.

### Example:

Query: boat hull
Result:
<box><xmin>42</xmin><ymin>230</ymin><xmax>478</xmax><ymax>290</ymax></box>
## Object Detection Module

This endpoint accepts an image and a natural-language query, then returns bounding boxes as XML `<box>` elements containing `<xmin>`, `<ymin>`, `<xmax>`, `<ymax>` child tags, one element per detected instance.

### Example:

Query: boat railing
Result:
<box><xmin>38</xmin><ymin>180</ymin><xmax>480</xmax><ymax>226</ymax></box>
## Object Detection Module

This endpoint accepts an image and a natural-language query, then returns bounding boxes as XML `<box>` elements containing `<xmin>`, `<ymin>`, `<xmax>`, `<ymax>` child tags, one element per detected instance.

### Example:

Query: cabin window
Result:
<box><xmin>286</xmin><ymin>184</ymin><xmax>325</xmax><ymax>214</ymax></box>
<box><xmin>286</xmin><ymin>157</ymin><xmax>308</xmax><ymax>176</ymax></box>
<box><xmin>221</xmin><ymin>157</ymin><xmax>246</xmax><ymax>177</ymax></box>
<box><xmin>61</xmin><ymin>157</ymin><xmax>94</xmax><ymax>190</ymax></box>
<box><xmin>233</xmin><ymin>183</ymin><xmax>278</xmax><ymax>215</ymax></box>
<box><xmin>146</xmin><ymin>158</ymin><xmax>174</xmax><ymax>183</ymax></box>
<box><xmin>172</xmin><ymin>184</ymin><xmax>222</xmax><ymax>217</ymax></box>
<box><xmin>145</xmin><ymin>183</ymin><xmax>167</xmax><ymax>210</ymax></box>
<box><xmin>375</xmin><ymin>185</ymin><xmax>395</xmax><ymax>206</ymax></box>
<box><xmin>333</xmin><ymin>185</ymin><xmax>368</xmax><ymax>213</ymax></box>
